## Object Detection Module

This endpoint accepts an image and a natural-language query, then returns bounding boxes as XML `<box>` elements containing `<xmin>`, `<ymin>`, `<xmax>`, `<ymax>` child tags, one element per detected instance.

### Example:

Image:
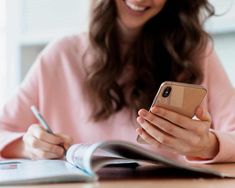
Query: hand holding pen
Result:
<box><xmin>19</xmin><ymin>105</ymin><xmax>73</xmax><ymax>160</ymax></box>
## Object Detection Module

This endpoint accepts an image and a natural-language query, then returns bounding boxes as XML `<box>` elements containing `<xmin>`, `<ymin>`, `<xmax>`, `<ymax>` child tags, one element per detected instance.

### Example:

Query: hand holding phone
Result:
<box><xmin>137</xmin><ymin>81</ymin><xmax>207</xmax><ymax>143</ymax></box>
<box><xmin>136</xmin><ymin>81</ymin><xmax>219</xmax><ymax>159</ymax></box>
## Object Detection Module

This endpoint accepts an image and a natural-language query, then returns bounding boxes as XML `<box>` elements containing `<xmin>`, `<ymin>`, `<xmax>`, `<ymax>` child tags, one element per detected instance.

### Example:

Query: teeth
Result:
<box><xmin>125</xmin><ymin>0</ymin><xmax>147</xmax><ymax>12</ymax></box>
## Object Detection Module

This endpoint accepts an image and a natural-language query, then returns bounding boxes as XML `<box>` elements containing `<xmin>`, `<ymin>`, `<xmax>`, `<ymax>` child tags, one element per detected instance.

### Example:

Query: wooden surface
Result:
<box><xmin>2</xmin><ymin>164</ymin><xmax>235</xmax><ymax>188</ymax></box>
<box><xmin>2</xmin><ymin>178</ymin><xmax>235</xmax><ymax>188</ymax></box>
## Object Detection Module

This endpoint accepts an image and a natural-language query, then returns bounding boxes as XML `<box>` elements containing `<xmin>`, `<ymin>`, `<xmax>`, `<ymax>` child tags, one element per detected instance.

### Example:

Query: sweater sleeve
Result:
<box><xmin>205</xmin><ymin>49</ymin><xmax>235</xmax><ymax>162</ymax></box>
<box><xmin>0</xmin><ymin>34</ymin><xmax>83</xmax><ymax>157</ymax></box>
<box><xmin>187</xmin><ymin>45</ymin><xmax>235</xmax><ymax>163</ymax></box>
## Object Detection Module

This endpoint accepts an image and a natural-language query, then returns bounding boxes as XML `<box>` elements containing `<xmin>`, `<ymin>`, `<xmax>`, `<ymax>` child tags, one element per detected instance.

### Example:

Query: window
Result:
<box><xmin>207</xmin><ymin>0</ymin><xmax>235</xmax><ymax>33</ymax></box>
<box><xmin>0</xmin><ymin>0</ymin><xmax>7</xmax><ymax>106</ymax></box>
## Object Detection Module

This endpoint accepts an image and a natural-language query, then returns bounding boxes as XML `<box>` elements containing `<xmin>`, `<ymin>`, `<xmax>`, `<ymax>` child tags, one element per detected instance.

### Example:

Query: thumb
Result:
<box><xmin>195</xmin><ymin>106</ymin><xmax>211</xmax><ymax>122</ymax></box>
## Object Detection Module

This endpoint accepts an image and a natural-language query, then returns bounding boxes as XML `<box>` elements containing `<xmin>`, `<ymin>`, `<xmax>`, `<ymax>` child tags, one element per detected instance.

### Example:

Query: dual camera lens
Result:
<box><xmin>162</xmin><ymin>86</ymin><xmax>172</xmax><ymax>98</ymax></box>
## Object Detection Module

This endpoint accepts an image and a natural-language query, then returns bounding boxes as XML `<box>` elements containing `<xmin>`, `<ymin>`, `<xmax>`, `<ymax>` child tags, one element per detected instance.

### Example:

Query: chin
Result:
<box><xmin>122</xmin><ymin>19</ymin><xmax>145</xmax><ymax>30</ymax></box>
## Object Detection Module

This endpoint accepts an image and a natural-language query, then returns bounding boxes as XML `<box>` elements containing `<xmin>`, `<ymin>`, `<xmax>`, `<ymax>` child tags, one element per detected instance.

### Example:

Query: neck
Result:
<box><xmin>116</xmin><ymin>19</ymin><xmax>141</xmax><ymax>45</ymax></box>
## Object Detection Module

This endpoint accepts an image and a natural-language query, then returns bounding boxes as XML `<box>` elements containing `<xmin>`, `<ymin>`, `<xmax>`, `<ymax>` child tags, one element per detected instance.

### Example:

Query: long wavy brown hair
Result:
<box><xmin>86</xmin><ymin>0</ymin><xmax>215</xmax><ymax>121</ymax></box>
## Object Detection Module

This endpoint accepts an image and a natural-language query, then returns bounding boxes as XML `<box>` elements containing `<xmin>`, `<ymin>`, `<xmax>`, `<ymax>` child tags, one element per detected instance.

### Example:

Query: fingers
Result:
<box><xmin>28</xmin><ymin>124</ymin><xmax>64</xmax><ymax>145</ymax></box>
<box><xmin>136</xmin><ymin>128</ymin><xmax>161</xmax><ymax>146</ymax></box>
<box><xmin>195</xmin><ymin>106</ymin><xmax>211</xmax><ymax>122</ymax></box>
<box><xmin>23</xmin><ymin>134</ymin><xmax>64</xmax><ymax>159</ymax></box>
<box><xmin>137</xmin><ymin>116</ymin><xmax>176</xmax><ymax>145</ymax></box>
<box><xmin>149</xmin><ymin>106</ymin><xmax>211</xmax><ymax>133</ymax></box>
<box><xmin>137</xmin><ymin>116</ymin><xmax>190</xmax><ymax>152</ymax></box>
<box><xmin>137</xmin><ymin>109</ymin><xmax>198</xmax><ymax>141</ymax></box>
<box><xmin>136</xmin><ymin>127</ymin><xmax>179</xmax><ymax>154</ymax></box>
<box><xmin>23</xmin><ymin>124</ymin><xmax>73</xmax><ymax>159</ymax></box>
<box><xmin>136</xmin><ymin>121</ymin><xmax>196</xmax><ymax>156</ymax></box>
<box><xmin>136</xmin><ymin>107</ymin><xmax>214</xmax><ymax>158</ymax></box>
<box><xmin>149</xmin><ymin>107</ymin><xmax>193</xmax><ymax>130</ymax></box>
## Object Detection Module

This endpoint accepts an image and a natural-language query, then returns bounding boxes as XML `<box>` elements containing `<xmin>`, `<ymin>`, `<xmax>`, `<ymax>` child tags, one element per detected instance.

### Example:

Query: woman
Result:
<box><xmin>0</xmin><ymin>0</ymin><xmax>235</xmax><ymax>162</ymax></box>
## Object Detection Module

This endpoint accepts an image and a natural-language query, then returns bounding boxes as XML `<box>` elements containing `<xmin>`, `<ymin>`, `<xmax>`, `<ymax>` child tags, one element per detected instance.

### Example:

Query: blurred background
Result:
<box><xmin>0</xmin><ymin>0</ymin><xmax>235</xmax><ymax>107</ymax></box>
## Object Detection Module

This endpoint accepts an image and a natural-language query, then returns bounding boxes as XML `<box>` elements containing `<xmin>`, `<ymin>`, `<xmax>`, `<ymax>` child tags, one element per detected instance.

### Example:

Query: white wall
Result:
<box><xmin>0</xmin><ymin>0</ymin><xmax>7</xmax><ymax>106</ymax></box>
<box><xmin>4</xmin><ymin>0</ymin><xmax>91</xmax><ymax>104</ymax></box>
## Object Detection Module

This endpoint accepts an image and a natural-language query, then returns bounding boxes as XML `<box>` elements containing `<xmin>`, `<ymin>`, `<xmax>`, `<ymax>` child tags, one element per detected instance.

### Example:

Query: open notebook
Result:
<box><xmin>1</xmin><ymin>140</ymin><xmax>235</xmax><ymax>185</ymax></box>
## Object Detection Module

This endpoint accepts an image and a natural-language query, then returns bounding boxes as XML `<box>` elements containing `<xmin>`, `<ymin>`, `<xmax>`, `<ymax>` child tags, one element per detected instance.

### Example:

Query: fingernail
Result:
<box><xmin>137</xmin><ymin>117</ymin><xmax>145</xmax><ymax>124</ymax></box>
<box><xmin>150</xmin><ymin>107</ymin><xmax>157</xmax><ymax>113</ymax></box>
<box><xmin>139</xmin><ymin>110</ymin><xmax>147</xmax><ymax>117</ymax></box>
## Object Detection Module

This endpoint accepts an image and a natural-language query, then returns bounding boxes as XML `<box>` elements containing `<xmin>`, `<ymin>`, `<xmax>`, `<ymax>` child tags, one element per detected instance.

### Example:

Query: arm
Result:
<box><xmin>0</xmin><ymin>56</ymin><xmax>40</xmax><ymax>157</ymax></box>
<box><xmin>0</xmin><ymin>39</ymin><xmax>73</xmax><ymax>159</ymax></box>
<box><xmin>200</xmin><ymin>46</ymin><xmax>235</xmax><ymax>162</ymax></box>
<box><xmin>136</xmin><ymin>46</ymin><xmax>235</xmax><ymax>163</ymax></box>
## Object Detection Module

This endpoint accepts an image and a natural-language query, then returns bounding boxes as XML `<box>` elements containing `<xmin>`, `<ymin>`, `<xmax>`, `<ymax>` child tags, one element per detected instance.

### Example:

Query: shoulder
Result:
<box><xmin>33</xmin><ymin>32</ymin><xmax>92</xmax><ymax>75</ymax></box>
<box><xmin>25</xmin><ymin>32</ymin><xmax>94</xmax><ymax>87</ymax></box>
<box><xmin>40</xmin><ymin>32</ymin><xmax>90</xmax><ymax>60</ymax></box>
<box><xmin>200</xmin><ymin>41</ymin><xmax>221</xmax><ymax>75</ymax></box>
<box><xmin>200</xmin><ymin>40</ymin><xmax>233</xmax><ymax>91</ymax></box>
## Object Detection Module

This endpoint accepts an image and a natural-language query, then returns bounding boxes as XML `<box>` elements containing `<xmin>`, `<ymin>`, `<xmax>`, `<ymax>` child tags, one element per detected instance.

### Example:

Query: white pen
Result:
<box><xmin>30</xmin><ymin>105</ymin><xmax>67</xmax><ymax>155</ymax></box>
<box><xmin>30</xmin><ymin>105</ymin><xmax>54</xmax><ymax>134</ymax></box>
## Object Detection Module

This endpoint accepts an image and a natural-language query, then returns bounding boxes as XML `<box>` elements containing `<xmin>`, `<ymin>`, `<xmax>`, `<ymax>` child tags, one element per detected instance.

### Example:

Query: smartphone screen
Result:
<box><xmin>137</xmin><ymin>81</ymin><xmax>207</xmax><ymax>143</ymax></box>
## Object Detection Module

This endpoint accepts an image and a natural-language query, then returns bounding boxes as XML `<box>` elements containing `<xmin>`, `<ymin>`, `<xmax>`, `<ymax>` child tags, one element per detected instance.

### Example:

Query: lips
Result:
<box><xmin>124</xmin><ymin>0</ymin><xmax>150</xmax><ymax>12</ymax></box>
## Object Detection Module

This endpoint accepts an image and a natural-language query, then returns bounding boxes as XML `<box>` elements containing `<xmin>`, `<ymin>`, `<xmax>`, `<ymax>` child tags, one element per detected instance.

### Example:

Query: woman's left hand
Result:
<box><xmin>136</xmin><ymin>106</ymin><xmax>219</xmax><ymax>160</ymax></box>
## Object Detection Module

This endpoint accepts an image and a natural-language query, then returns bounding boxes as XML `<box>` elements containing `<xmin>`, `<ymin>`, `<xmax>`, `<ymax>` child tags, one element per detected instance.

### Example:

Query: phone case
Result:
<box><xmin>137</xmin><ymin>81</ymin><xmax>207</xmax><ymax>143</ymax></box>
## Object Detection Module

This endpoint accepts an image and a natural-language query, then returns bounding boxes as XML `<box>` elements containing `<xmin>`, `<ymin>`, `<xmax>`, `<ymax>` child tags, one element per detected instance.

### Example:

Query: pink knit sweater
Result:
<box><xmin>1</xmin><ymin>33</ymin><xmax>235</xmax><ymax>162</ymax></box>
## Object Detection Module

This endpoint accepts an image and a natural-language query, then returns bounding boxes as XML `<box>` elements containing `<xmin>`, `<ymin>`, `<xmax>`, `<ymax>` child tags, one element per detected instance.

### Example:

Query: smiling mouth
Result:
<box><xmin>124</xmin><ymin>0</ymin><xmax>150</xmax><ymax>12</ymax></box>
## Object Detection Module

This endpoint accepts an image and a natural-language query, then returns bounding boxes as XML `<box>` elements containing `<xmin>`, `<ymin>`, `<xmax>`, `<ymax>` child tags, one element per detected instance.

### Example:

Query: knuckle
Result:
<box><xmin>37</xmin><ymin>131</ymin><xmax>45</xmax><ymax>139</ymax></box>
<box><xmin>55</xmin><ymin>137</ymin><xmax>64</xmax><ymax>145</ymax></box>
<box><xmin>51</xmin><ymin>135</ymin><xmax>63</xmax><ymax>144</ymax></box>
<box><xmin>37</xmin><ymin>151</ymin><xmax>48</xmax><ymax>159</ymax></box>
<box><xmin>46</xmin><ymin>144</ymin><xmax>54</xmax><ymax>152</ymax></box>
<box><xmin>51</xmin><ymin>145</ymin><xmax>63</xmax><ymax>154</ymax></box>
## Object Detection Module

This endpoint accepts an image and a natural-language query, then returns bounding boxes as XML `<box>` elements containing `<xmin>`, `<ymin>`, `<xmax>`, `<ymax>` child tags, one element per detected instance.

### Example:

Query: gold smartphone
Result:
<box><xmin>137</xmin><ymin>81</ymin><xmax>207</xmax><ymax>143</ymax></box>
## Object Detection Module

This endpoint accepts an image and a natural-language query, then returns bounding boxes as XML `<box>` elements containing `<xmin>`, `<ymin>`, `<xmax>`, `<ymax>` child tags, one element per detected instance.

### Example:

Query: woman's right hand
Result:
<box><xmin>22</xmin><ymin>124</ymin><xmax>73</xmax><ymax>159</ymax></box>
<box><xmin>2</xmin><ymin>124</ymin><xmax>73</xmax><ymax>159</ymax></box>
